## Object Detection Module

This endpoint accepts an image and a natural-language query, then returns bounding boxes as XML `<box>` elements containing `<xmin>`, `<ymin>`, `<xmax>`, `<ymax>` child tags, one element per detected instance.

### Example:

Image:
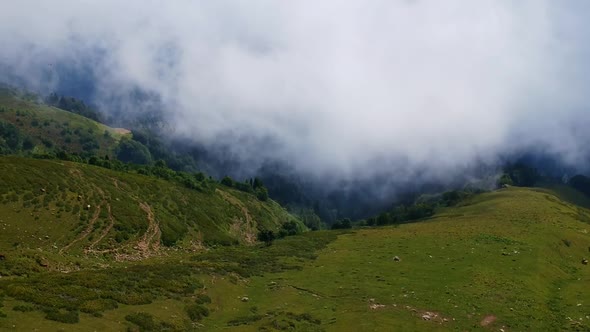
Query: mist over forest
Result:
<box><xmin>2</xmin><ymin>1</ymin><xmax>590</xmax><ymax>220</ymax></box>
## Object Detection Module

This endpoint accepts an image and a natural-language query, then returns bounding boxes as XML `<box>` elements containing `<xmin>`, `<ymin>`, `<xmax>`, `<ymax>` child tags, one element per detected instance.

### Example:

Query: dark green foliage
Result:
<box><xmin>12</xmin><ymin>305</ymin><xmax>35</xmax><ymax>312</ymax></box>
<box><xmin>125</xmin><ymin>312</ymin><xmax>157</xmax><ymax>331</ymax></box>
<box><xmin>331</xmin><ymin>218</ymin><xmax>352</xmax><ymax>229</ymax></box>
<box><xmin>160</xmin><ymin>216</ymin><xmax>188</xmax><ymax>247</ymax></box>
<box><xmin>228</xmin><ymin>314</ymin><xmax>264</xmax><ymax>326</ymax></box>
<box><xmin>502</xmin><ymin>163</ymin><xmax>539</xmax><ymax>187</ymax></box>
<box><xmin>258</xmin><ymin>230</ymin><xmax>276</xmax><ymax>246</ymax></box>
<box><xmin>0</xmin><ymin>120</ymin><xmax>23</xmax><ymax>152</ymax></box>
<box><xmin>221</xmin><ymin>176</ymin><xmax>235</xmax><ymax>187</ymax></box>
<box><xmin>497</xmin><ymin>173</ymin><xmax>514</xmax><ymax>187</ymax></box>
<box><xmin>44</xmin><ymin>309</ymin><xmax>79</xmax><ymax>324</ymax></box>
<box><xmin>256</xmin><ymin>186</ymin><xmax>269</xmax><ymax>201</ymax></box>
<box><xmin>569</xmin><ymin>175</ymin><xmax>590</xmax><ymax>197</ymax></box>
<box><xmin>441</xmin><ymin>190</ymin><xmax>464</xmax><ymax>206</ymax></box>
<box><xmin>221</xmin><ymin>176</ymin><xmax>270</xmax><ymax>201</ymax></box>
<box><xmin>46</xmin><ymin>94</ymin><xmax>103</xmax><ymax>122</ymax></box>
<box><xmin>370</xmin><ymin>203</ymin><xmax>434</xmax><ymax>227</ymax></box>
<box><xmin>0</xmin><ymin>262</ymin><xmax>203</xmax><ymax>316</ymax></box>
<box><xmin>195</xmin><ymin>294</ymin><xmax>211</xmax><ymax>305</ymax></box>
<box><xmin>286</xmin><ymin>312</ymin><xmax>321</xmax><ymax>325</ymax></box>
<box><xmin>278</xmin><ymin>220</ymin><xmax>303</xmax><ymax>238</ymax></box>
<box><xmin>116</xmin><ymin>138</ymin><xmax>152</xmax><ymax>164</ymax></box>
<box><xmin>185</xmin><ymin>304</ymin><xmax>209</xmax><ymax>321</ymax></box>
<box><xmin>289</xmin><ymin>207</ymin><xmax>323</xmax><ymax>230</ymax></box>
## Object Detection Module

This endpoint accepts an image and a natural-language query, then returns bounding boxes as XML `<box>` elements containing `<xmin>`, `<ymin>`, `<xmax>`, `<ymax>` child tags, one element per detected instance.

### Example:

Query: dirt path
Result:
<box><xmin>216</xmin><ymin>189</ymin><xmax>257</xmax><ymax>244</ymax></box>
<box><xmin>60</xmin><ymin>202</ymin><xmax>103</xmax><ymax>254</ymax></box>
<box><xmin>86</xmin><ymin>203</ymin><xmax>114</xmax><ymax>251</ymax></box>
<box><xmin>137</xmin><ymin>202</ymin><xmax>161</xmax><ymax>254</ymax></box>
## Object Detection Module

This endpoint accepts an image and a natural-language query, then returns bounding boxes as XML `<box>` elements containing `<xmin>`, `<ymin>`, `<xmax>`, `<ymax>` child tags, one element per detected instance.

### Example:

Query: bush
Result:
<box><xmin>255</xmin><ymin>187</ymin><xmax>269</xmax><ymax>201</ymax></box>
<box><xmin>125</xmin><ymin>312</ymin><xmax>157</xmax><ymax>331</ymax></box>
<box><xmin>331</xmin><ymin>218</ymin><xmax>352</xmax><ymax>230</ymax></box>
<box><xmin>195</xmin><ymin>294</ymin><xmax>211</xmax><ymax>305</ymax></box>
<box><xmin>116</xmin><ymin>139</ymin><xmax>152</xmax><ymax>165</ymax></box>
<box><xmin>44</xmin><ymin>309</ymin><xmax>79</xmax><ymax>324</ymax></box>
<box><xmin>185</xmin><ymin>304</ymin><xmax>209</xmax><ymax>322</ymax></box>
<box><xmin>13</xmin><ymin>305</ymin><xmax>35</xmax><ymax>312</ymax></box>
<box><xmin>221</xmin><ymin>176</ymin><xmax>234</xmax><ymax>187</ymax></box>
<box><xmin>227</xmin><ymin>314</ymin><xmax>264</xmax><ymax>326</ymax></box>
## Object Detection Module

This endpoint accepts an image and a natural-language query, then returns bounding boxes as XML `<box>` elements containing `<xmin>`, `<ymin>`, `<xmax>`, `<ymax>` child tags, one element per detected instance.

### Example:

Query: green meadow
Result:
<box><xmin>1</xmin><ymin>175</ymin><xmax>589</xmax><ymax>331</ymax></box>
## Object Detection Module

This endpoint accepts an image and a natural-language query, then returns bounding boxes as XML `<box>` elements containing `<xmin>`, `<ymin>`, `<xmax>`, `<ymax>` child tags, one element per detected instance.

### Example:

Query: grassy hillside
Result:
<box><xmin>0</xmin><ymin>87</ymin><xmax>129</xmax><ymax>156</ymax></box>
<box><xmin>0</xmin><ymin>157</ymin><xmax>299</xmax><ymax>261</ymax></box>
<box><xmin>1</xmin><ymin>185</ymin><xmax>589</xmax><ymax>330</ymax></box>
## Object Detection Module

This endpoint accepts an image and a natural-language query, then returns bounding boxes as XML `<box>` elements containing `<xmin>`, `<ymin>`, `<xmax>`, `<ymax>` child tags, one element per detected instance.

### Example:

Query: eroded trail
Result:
<box><xmin>60</xmin><ymin>202</ymin><xmax>103</xmax><ymax>254</ymax></box>
<box><xmin>137</xmin><ymin>202</ymin><xmax>161</xmax><ymax>254</ymax></box>
<box><xmin>86</xmin><ymin>203</ymin><xmax>114</xmax><ymax>251</ymax></box>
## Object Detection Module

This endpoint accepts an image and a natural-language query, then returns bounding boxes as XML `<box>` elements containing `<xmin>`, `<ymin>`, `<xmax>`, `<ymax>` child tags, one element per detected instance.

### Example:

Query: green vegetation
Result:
<box><xmin>0</xmin><ymin>186</ymin><xmax>589</xmax><ymax>330</ymax></box>
<box><xmin>221</xmin><ymin>176</ymin><xmax>270</xmax><ymax>202</ymax></box>
<box><xmin>0</xmin><ymin>156</ymin><xmax>301</xmax><ymax>255</ymax></box>
<box><xmin>0</xmin><ymin>86</ymin><xmax>589</xmax><ymax>330</ymax></box>
<box><xmin>0</xmin><ymin>87</ymin><xmax>129</xmax><ymax>158</ymax></box>
<box><xmin>363</xmin><ymin>189</ymin><xmax>480</xmax><ymax>227</ymax></box>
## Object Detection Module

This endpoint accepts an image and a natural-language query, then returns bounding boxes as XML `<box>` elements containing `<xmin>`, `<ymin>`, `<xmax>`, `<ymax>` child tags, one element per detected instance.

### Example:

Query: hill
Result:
<box><xmin>0</xmin><ymin>186</ymin><xmax>589</xmax><ymax>330</ymax></box>
<box><xmin>0</xmin><ymin>156</ymin><xmax>300</xmax><ymax>260</ymax></box>
<box><xmin>0</xmin><ymin>86</ymin><xmax>129</xmax><ymax>157</ymax></box>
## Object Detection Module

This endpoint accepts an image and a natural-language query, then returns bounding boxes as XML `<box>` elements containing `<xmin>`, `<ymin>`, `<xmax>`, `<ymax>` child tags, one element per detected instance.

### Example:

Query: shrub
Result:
<box><xmin>256</xmin><ymin>187</ymin><xmax>269</xmax><ymax>201</ymax></box>
<box><xmin>227</xmin><ymin>314</ymin><xmax>264</xmax><ymax>326</ymax></box>
<box><xmin>185</xmin><ymin>304</ymin><xmax>209</xmax><ymax>322</ymax></box>
<box><xmin>195</xmin><ymin>294</ymin><xmax>211</xmax><ymax>305</ymax></box>
<box><xmin>125</xmin><ymin>312</ymin><xmax>157</xmax><ymax>331</ymax></box>
<box><xmin>44</xmin><ymin>309</ymin><xmax>79</xmax><ymax>324</ymax></box>
<box><xmin>13</xmin><ymin>305</ymin><xmax>35</xmax><ymax>312</ymax></box>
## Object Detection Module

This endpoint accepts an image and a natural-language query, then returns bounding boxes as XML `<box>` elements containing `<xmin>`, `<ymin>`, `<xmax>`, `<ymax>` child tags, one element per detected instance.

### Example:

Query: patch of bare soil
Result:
<box><xmin>480</xmin><ymin>315</ymin><xmax>497</xmax><ymax>327</ymax></box>
<box><xmin>137</xmin><ymin>202</ymin><xmax>161</xmax><ymax>254</ymax></box>
<box><xmin>112</xmin><ymin>128</ymin><xmax>131</xmax><ymax>135</ymax></box>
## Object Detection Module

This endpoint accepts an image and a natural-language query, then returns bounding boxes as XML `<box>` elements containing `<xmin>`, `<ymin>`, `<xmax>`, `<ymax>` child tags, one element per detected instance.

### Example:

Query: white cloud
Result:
<box><xmin>1</xmin><ymin>0</ymin><xmax>589</xmax><ymax>179</ymax></box>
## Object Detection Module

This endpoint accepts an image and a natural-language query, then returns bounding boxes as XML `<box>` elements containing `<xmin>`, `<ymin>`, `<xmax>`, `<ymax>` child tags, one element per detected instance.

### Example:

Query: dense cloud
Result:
<box><xmin>1</xmin><ymin>1</ymin><xmax>590</xmax><ymax>180</ymax></box>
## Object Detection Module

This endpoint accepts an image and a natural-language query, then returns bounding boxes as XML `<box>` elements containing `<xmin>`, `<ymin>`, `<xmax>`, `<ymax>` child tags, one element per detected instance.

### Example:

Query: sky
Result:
<box><xmin>1</xmin><ymin>1</ymin><xmax>590</xmax><ymax>181</ymax></box>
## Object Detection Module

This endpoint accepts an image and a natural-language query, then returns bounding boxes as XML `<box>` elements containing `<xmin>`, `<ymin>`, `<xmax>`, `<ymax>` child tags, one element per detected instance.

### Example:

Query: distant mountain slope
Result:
<box><xmin>0</xmin><ymin>156</ymin><xmax>300</xmax><ymax>261</ymax></box>
<box><xmin>0</xmin><ymin>87</ymin><xmax>129</xmax><ymax>157</ymax></box>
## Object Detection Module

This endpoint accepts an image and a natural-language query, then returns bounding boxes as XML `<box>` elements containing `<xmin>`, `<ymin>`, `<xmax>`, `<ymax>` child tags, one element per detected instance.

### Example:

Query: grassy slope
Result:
<box><xmin>0</xmin><ymin>156</ymin><xmax>298</xmax><ymax>261</ymax></box>
<box><xmin>198</xmin><ymin>187</ymin><xmax>590</xmax><ymax>331</ymax></box>
<box><xmin>2</xmin><ymin>186</ymin><xmax>589</xmax><ymax>330</ymax></box>
<box><xmin>0</xmin><ymin>87</ymin><xmax>129</xmax><ymax>156</ymax></box>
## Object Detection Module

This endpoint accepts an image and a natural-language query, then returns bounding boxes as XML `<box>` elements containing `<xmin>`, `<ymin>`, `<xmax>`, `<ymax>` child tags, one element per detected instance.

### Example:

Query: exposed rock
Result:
<box><xmin>40</xmin><ymin>188</ymin><xmax>46</xmax><ymax>193</ymax></box>
<box><xmin>241</xmin><ymin>297</ymin><xmax>249</xmax><ymax>302</ymax></box>
<box><xmin>393</xmin><ymin>256</ymin><xmax>401</xmax><ymax>262</ymax></box>
<box><xmin>370</xmin><ymin>303</ymin><xmax>386</xmax><ymax>310</ymax></box>
<box><xmin>582</xmin><ymin>258</ymin><xmax>588</xmax><ymax>265</ymax></box>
